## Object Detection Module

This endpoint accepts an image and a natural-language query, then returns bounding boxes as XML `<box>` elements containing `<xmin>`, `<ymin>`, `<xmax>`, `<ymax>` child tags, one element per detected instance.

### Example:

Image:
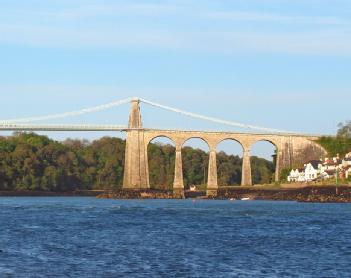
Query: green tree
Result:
<box><xmin>337</xmin><ymin>121</ymin><xmax>351</xmax><ymax>138</ymax></box>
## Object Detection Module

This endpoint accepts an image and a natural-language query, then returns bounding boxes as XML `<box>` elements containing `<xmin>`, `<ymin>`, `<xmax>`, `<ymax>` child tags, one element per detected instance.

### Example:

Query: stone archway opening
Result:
<box><xmin>216</xmin><ymin>139</ymin><xmax>244</xmax><ymax>186</ymax></box>
<box><xmin>250</xmin><ymin>140</ymin><xmax>277</xmax><ymax>185</ymax></box>
<box><xmin>147</xmin><ymin>136</ymin><xmax>176</xmax><ymax>190</ymax></box>
<box><xmin>182</xmin><ymin>138</ymin><xmax>210</xmax><ymax>191</ymax></box>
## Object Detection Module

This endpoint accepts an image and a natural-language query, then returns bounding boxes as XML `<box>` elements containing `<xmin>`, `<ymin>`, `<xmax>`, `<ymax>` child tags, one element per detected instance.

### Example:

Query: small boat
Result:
<box><xmin>241</xmin><ymin>197</ymin><xmax>250</xmax><ymax>201</ymax></box>
<box><xmin>229</xmin><ymin>198</ymin><xmax>235</xmax><ymax>201</ymax></box>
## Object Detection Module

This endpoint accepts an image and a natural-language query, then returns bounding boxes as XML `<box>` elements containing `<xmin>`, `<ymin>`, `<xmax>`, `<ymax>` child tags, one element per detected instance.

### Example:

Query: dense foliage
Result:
<box><xmin>0</xmin><ymin>133</ymin><xmax>275</xmax><ymax>191</ymax></box>
<box><xmin>317</xmin><ymin>136</ymin><xmax>351</xmax><ymax>157</ymax></box>
<box><xmin>150</xmin><ymin>144</ymin><xmax>275</xmax><ymax>187</ymax></box>
<box><xmin>0</xmin><ymin>133</ymin><xmax>125</xmax><ymax>191</ymax></box>
<box><xmin>317</xmin><ymin>121</ymin><xmax>351</xmax><ymax>157</ymax></box>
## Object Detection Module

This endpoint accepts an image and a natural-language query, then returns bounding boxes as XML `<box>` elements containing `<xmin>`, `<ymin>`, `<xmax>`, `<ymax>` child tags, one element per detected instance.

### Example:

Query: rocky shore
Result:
<box><xmin>2</xmin><ymin>186</ymin><xmax>351</xmax><ymax>203</ymax></box>
<box><xmin>216</xmin><ymin>185</ymin><xmax>351</xmax><ymax>203</ymax></box>
<box><xmin>97</xmin><ymin>189</ymin><xmax>181</xmax><ymax>199</ymax></box>
<box><xmin>98</xmin><ymin>185</ymin><xmax>351</xmax><ymax>203</ymax></box>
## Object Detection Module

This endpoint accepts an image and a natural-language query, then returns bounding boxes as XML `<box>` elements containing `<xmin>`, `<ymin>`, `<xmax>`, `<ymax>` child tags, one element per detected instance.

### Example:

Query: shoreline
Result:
<box><xmin>215</xmin><ymin>185</ymin><xmax>351</xmax><ymax>203</ymax></box>
<box><xmin>0</xmin><ymin>190</ymin><xmax>104</xmax><ymax>197</ymax></box>
<box><xmin>97</xmin><ymin>185</ymin><xmax>351</xmax><ymax>203</ymax></box>
<box><xmin>1</xmin><ymin>186</ymin><xmax>351</xmax><ymax>203</ymax></box>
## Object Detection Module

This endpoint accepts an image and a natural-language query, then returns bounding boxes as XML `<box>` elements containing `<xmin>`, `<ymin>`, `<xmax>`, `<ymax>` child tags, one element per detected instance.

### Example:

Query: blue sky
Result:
<box><xmin>0</xmin><ymin>0</ymin><xmax>350</xmax><ymax>159</ymax></box>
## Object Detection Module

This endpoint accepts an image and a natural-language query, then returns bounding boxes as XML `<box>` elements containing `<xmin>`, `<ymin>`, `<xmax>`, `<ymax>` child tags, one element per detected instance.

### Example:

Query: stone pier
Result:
<box><xmin>241</xmin><ymin>148</ymin><xmax>252</xmax><ymax>186</ymax></box>
<box><xmin>123</xmin><ymin>98</ymin><xmax>150</xmax><ymax>189</ymax></box>
<box><xmin>173</xmin><ymin>143</ymin><xmax>185</xmax><ymax>198</ymax></box>
<box><xmin>207</xmin><ymin>147</ymin><xmax>218</xmax><ymax>196</ymax></box>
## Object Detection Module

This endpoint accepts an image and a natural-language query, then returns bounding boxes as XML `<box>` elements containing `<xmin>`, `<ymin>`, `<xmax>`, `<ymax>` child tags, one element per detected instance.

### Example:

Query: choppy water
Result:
<box><xmin>0</xmin><ymin>198</ymin><xmax>351</xmax><ymax>277</ymax></box>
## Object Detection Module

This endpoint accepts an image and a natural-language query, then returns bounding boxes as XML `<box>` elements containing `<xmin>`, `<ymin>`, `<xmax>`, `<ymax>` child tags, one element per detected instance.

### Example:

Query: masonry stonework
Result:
<box><xmin>122</xmin><ymin>99</ymin><xmax>150</xmax><ymax>189</ymax></box>
<box><xmin>123</xmin><ymin>100</ymin><xmax>327</xmax><ymax>195</ymax></box>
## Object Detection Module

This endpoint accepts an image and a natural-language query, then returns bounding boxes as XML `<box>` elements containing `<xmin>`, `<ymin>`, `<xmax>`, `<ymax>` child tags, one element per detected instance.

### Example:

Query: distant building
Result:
<box><xmin>287</xmin><ymin>153</ymin><xmax>351</xmax><ymax>182</ymax></box>
<box><xmin>287</xmin><ymin>169</ymin><xmax>303</xmax><ymax>182</ymax></box>
<box><xmin>344</xmin><ymin>166</ymin><xmax>351</xmax><ymax>179</ymax></box>
<box><xmin>342</xmin><ymin>153</ymin><xmax>351</xmax><ymax>167</ymax></box>
<box><xmin>323</xmin><ymin>158</ymin><xmax>340</xmax><ymax>171</ymax></box>
<box><xmin>320</xmin><ymin>169</ymin><xmax>335</xmax><ymax>180</ymax></box>
<box><xmin>304</xmin><ymin>160</ymin><xmax>322</xmax><ymax>181</ymax></box>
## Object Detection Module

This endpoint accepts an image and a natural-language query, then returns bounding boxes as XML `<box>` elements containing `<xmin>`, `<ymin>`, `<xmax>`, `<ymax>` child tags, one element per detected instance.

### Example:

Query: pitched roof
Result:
<box><xmin>308</xmin><ymin>160</ymin><xmax>322</xmax><ymax>169</ymax></box>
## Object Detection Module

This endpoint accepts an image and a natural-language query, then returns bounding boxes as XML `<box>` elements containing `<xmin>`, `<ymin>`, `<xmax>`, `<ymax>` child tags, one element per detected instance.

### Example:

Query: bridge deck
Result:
<box><xmin>0</xmin><ymin>124</ymin><xmax>320</xmax><ymax>138</ymax></box>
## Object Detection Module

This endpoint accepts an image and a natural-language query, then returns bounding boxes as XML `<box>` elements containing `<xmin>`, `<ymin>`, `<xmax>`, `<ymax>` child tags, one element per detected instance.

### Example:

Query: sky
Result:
<box><xmin>0</xmin><ymin>0</ymin><xmax>350</xmax><ymax>159</ymax></box>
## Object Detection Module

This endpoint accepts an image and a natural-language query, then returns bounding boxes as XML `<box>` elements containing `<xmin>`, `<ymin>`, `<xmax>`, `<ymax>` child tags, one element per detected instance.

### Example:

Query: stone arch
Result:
<box><xmin>249</xmin><ymin>139</ymin><xmax>278</xmax><ymax>184</ymax></box>
<box><xmin>216</xmin><ymin>138</ymin><xmax>245</xmax><ymax>150</ymax></box>
<box><xmin>181</xmin><ymin>136</ymin><xmax>210</xmax><ymax>149</ymax></box>
<box><xmin>147</xmin><ymin>136</ymin><xmax>176</xmax><ymax>190</ymax></box>
<box><xmin>147</xmin><ymin>134</ymin><xmax>176</xmax><ymax>147</ymax></box>
<box><xmin>181</xmin><ymin>137</ymin><xmax>210</xmax><ymax>190</ymax></box>
<box><xmin>250</xmin><ymin>139</ymin><xmax>279</xmax><ymax>152</ymax></box>
<box><xmin>216</xmin><ymin>138</ymin><xmax>244</xmax><ymax>186</ymax></box>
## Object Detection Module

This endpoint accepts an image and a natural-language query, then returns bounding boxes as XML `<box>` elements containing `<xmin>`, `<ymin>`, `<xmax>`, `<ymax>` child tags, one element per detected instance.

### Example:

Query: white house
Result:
<box><xmin>345</xmin><ymin>166</ymin><xmax>351</xmax><ymax>179</ymax></box>
<box><xmin>287</xmin><ymin>169</ymin><xmax>300</xmax><ymax>182</ymax></box>
<box><xmin>287</xmin><ymin>161</ymin><xmax>322</xmax><ymax>182</ymax></box>
<box><xmin>287</xmin><ymin>168</ymin><xmax>306</xmax><ymax>182</ymax></box>
<box><xmin>322</xmin><ymin>156</ymin><xmax>342</xmax><ymax>171</ymax></box>
<box><xmin>320</xmin><ymin>169</ymin><xmax>335</xmax><ymax>180</ymax></box>
<box><xmin>304</xmin><ymin>161</ymin><xmax>321</xmax><ymax>181</ymax></box>
<box><xmin>342</xmin><ymin>153</ymin><xmax>351</xmax><ymax>167</ymax></box>
<box><xmin>287</xmin><ymin>154</ymin><xmax>351</xmax><ymax>182</ymax></box>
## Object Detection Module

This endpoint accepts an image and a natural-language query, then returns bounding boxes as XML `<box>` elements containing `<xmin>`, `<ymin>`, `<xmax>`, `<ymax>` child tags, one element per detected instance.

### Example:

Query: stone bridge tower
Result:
<box><xmin>123</xmin><ymin>98</ymin><xmax>150</xmax><ymax>189</ymax></box>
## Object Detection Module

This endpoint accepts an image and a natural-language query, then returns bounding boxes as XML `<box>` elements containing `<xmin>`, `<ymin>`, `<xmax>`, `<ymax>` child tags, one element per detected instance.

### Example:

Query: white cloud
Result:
<box><xmin>27</xmin><ymin>3</ymin><xmax>178</xmax><ymax>19</ymax></box>
<box><xmin>7</xmin><ymin>1</ymin><xmax>350</xmax><ymax>25</ymax></box>
<box><xmin>0</xmin><ymin>1</ymin><xmax>350</xmax><ymax>55</ymax></box>
<box><xmin>0</xmin><ymin>23</ymin><xmax>180</xmax><ymax>48</ymax></box>
<box><xmin>205</xmin><ymin>11</ymin><xmax>349</xmax><ymax>25</ymax></box>
<box><xmin>1</xmin><ymin>22</ymin><xmax>350</xmax><ymax>56</ymax></box>
<box><xmin>4</xmin><ymin>2</ymin><xmax>180</xmax><ymax>20</ymax></box>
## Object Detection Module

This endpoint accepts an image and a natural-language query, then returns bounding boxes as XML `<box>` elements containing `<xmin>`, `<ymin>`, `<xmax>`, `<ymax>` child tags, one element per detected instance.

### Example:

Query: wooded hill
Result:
<box><xmin>0</xmin><ymin>133</ymin><xmax>274</xmax><ymax>191</ymax></box>
<box><xmin>316</xmin><ymin>121</ymin><xmax>351</xmax><ymax>158</ymax></box>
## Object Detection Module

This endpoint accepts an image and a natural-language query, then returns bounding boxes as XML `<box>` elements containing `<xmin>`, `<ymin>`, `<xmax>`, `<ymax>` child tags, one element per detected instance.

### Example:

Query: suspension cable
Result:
<box><xmin>0</xmin><ymin>97</ymin><xmax>132</xmax><ymax>123</ymax></box>
<box><xmin>139</xmin><ymin>98</ymin><xmax>298</xmax><ymax>134</ymax></box>
<box><xmin>0</xmin><ymin>96</ymin><xmax>301</xmax><ymax>134</ymax></box>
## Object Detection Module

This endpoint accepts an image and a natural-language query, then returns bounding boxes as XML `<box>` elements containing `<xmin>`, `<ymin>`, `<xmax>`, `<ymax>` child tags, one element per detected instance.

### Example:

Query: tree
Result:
<box><xmin>337</xmin><ymin>121</ymin><xmax>351</xmax><ymax>138</ymax></box>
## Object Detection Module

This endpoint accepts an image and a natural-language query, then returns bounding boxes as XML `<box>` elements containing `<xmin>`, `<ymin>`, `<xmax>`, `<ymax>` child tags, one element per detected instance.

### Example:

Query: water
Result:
<box><xmin>0</xmin><ymin>198</ymin><xmax>351</xmax><ymax>277</ymax></box>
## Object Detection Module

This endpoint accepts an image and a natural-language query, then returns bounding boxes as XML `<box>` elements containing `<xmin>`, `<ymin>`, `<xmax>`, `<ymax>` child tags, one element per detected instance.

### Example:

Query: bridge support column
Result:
<box><xmin>123</xmin><ymin>98</ymin><xmax>150</xmax><ymax>189</ymax></box>
<box><xmin>241</xmin><ymin>148</ymin><xmax>252</xmax><ymax>186</ymax></box>
<box><xmin>173</xmin><ymin>145</ymin><xmax>184</xmax><ymax>198</ymax></box>
<box><xmin>275</xmin><ymin>150</ymin><xmax>282</xmax><ymax>182</ymax></box>
<box><xmin>207</xmin><ymin>148</ymin><xmax>218</xmax><ymax>197</ymax></box>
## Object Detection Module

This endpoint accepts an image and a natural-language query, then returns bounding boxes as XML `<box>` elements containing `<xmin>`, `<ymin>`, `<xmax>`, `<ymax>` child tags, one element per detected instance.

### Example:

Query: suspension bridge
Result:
<box><xmin>0</xmin><ymin>97</ymin><xmax>326</xmax><ymax>196</ymax></box>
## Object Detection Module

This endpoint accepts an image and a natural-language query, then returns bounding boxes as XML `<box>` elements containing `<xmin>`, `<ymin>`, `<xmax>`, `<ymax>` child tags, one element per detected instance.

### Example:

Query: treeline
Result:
<box><xmin>317</xmin><ymin>121</ymin><xmax>351</xmax><ymax>157</ymax></box>
<box><xmin>0</xmin><ymin>133</ymin><xmax>274</xmax><ymax>191</ymax></box>
<box><xmin>317</xmin><ymin>136</ymin><xmax>351</xmax><ymax>157</ymax></box>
